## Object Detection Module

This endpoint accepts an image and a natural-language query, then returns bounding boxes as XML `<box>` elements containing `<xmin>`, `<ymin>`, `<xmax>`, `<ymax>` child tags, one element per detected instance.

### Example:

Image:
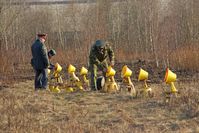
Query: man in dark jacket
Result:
<box><xmin>31</xmin><ymin>33</ymin><xmax>49</xmax><ymax>90</ymax></box>
<box><xmin>89</xmin><ymin>40</ymin><xmax>115</xmax><ymax>90</ymax></box>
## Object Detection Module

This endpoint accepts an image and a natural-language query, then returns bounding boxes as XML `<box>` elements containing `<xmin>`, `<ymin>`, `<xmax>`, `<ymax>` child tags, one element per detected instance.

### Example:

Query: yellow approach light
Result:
<box><xmin>54</xmin><ymin>63</ymin><xmax>62</xmax><ymax>73</ymax></box>
<box><xmin>138</xmin><ymin>68</ymin><xmax>153</xmax><ymax>98</ymax></box>
<box><xmin>48</xmin><ymin>62</ymin><xmax>63</xmax><ymax>93</ymax></box>
<box><xmin>48</xmin><ymin>69</ymin><xmax>51</xmax><ymax>74</ymax></box>
<box><xmin>121</xmin><ymin>65</ymin><xmax>132</xmax><ymax>78</ymax></box>
<box><xmin>80</xmin><ymin>67</ymin><xmax>88</xmax><ymax>75</ymax></box>
<box><xmin>164</xmin><ymin>68</ymin><xmax>178</xmax><ymax>102</ymax></box>
<box><xmin>80</xmin><ymin>66</ymin><xmax>89</xmax><ymax>90</ymax></box>
<box><xmin>67</xmin><ymin>64</ymin><xmax>84</xmax><ymax>91</ymax></box>
<box><xmin>138</xmin><ymin>68</ymin><xmax>149</xmax><ymax>81</ymax></box>
<box><xmin>106</xmin><ymin>66</ymin><xmax>116</xmax><ymax>77</ymax></box>
<box><xmin>121</xmin><ymin>65</ymin><xmax>136</xmax><ymax>97</ymax></box>
<box><xmin>164</xmin><ymin>68</ymin><xmax>177</xmax><ymax>83</ymax></box>
<box><xmin>103</xmin><ymin>66</ymin><xmax>119</xmax><ymax>93</ymax></box>
<box><xmin>66</xmin><ymin>87</ymin><xmax>74</xmax><ymax>93</ymax></box>
<box><xmin>49</xmin><ymin>85</ymin><xmax>61</xmax><ymax>93</ymax></box>
<box><xmin>68</xmin><ymin>64</ymin><xmax>76</xmax><ymax>74</ymax></box>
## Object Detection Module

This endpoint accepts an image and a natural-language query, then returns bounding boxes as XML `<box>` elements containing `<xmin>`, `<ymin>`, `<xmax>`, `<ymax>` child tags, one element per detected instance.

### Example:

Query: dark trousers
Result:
<box><xmin>34</xmin><ymin>69</ymin><xmax>48</xmax><ymax>90</ymax></box>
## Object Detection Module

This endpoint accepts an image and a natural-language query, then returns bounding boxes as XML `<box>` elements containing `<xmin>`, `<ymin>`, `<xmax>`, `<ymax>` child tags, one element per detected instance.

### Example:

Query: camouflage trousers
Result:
<box><xmin>89</xmin><ymin>61</ymin><xmax>108</xmax><ymax>90</ymax></box>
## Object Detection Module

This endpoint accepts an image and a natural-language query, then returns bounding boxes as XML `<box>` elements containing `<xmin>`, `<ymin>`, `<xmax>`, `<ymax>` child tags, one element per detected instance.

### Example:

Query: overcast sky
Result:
<box><xmin>23</xmin><ymin>0</ymin><xmax>86</xmax><ymax>1</ymax></box>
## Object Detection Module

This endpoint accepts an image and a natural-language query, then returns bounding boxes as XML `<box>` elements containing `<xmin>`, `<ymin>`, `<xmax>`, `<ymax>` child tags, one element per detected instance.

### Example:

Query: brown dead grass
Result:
<box><xmin>169</xmin><ymin>44</ymin><xmax>199</xmax><ymax>71</ymax></box>
<box><xmin>1</xmin><ymin>42</ymin><xmax>199</xmax><ymax>76</ymax></box>
<box><xmin>0</xmin><ymin>80</ymin><xmax>198</xmax><ymax>133</ymax></box>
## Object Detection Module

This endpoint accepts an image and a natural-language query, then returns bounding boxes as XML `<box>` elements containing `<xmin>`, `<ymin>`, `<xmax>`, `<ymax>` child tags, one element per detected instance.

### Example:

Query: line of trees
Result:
<box><xmin>0</xmin><ymin>0</ymin><xmax>198</xmax><ymax>74</ymax></box>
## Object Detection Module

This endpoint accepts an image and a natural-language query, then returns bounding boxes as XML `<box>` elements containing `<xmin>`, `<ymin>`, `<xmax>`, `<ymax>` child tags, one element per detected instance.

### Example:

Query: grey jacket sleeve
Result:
<box><xmin>40</xmin><ymin>44</ymin><xmax>49</xmax><ymax>68</ymax></box>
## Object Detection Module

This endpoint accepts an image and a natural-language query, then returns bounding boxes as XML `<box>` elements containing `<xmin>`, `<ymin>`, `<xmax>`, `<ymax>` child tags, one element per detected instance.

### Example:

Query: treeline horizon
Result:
<box><xmin>0</xmin><ymin>0</ymin><xmax>198</xmax><ymax>75</ymax></box>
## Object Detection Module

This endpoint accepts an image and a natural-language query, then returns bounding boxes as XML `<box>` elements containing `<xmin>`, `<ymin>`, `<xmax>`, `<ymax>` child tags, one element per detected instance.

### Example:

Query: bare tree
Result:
<box><xmin>0</xmin><ymin>0</ymin><xmax>199</xmax><ymax>74</ymax></box>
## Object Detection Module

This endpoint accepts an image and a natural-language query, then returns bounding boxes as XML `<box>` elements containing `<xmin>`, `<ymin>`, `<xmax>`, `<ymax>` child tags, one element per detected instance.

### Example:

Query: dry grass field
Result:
<box><xmin>0</xmin><ymin>79</ymin><xmax>198</xmax><ymax>133</ymax></box>
<box><xmin>0</xmin><ymin>0</ymin><xmax>199</xmax><ymax>132</ymax></box>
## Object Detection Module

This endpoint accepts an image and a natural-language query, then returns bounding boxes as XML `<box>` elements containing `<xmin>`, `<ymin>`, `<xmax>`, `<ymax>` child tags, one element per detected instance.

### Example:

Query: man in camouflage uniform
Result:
<box><xmin>89</xmin><ymin>40</ymin><xmax>115</xmax><ymax>90</ymax></box>
<box><xmin>31</xmin><ymin>33</ymin><xmax>49</xmax><ymax>90</ymax></box>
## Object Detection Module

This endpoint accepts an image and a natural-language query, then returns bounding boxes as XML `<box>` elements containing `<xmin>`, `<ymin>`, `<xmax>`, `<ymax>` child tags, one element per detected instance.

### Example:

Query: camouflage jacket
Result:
<box><xmin>89</xmin><ymin>42</ymin><xmax>114</xmax><ymax>66</ymax></box>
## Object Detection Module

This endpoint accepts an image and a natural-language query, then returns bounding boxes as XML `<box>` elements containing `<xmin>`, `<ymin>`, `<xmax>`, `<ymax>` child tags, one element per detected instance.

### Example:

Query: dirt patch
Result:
<box><xmin>0</xmin><ymin>60</ymin><xmax>198</xmax><ymax>88</ymax></box>
<box><xmin>114</xmin><ymin>60</ymin><xmax>198</xmax><ymax>83</ymax></box>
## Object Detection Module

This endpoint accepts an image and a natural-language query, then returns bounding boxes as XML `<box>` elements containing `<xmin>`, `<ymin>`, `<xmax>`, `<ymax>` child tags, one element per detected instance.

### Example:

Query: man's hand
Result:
<box><xmin>110</xmin><ymin>61</ymin><xmax>114</xmax><ymax>67</ymax></box>
<box><xmin>102</xmin><ymin>67</ymin><xmax>107</xmax><ymax>73</ymax></box>
<box><xmin>48</xmin><ymin>63</ymin><xmax>55</xmax><ymax>70</ymax></box>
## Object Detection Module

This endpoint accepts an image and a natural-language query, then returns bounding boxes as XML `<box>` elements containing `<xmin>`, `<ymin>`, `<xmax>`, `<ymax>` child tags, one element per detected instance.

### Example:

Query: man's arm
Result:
<box><xmin>40</xmin><ymin>44</ymin><xmax>49</xmax><ymax>68</ymax></box>
<box><xmin>107</xmin><ymin>44</ymin><xmax>115</xmax><ymax>66</ymax></box>
<box><xmin>89</xmin><ymin>47</ymin><xmax>101</xmax><ymax>66</ymax></box>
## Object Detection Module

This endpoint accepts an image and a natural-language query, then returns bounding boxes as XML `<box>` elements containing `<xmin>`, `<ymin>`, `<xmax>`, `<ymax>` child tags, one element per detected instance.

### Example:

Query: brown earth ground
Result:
<box><xmin>0</xmin><ymin>60</ymin><xmax>199</xmax><ymax>133</ymax></box>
